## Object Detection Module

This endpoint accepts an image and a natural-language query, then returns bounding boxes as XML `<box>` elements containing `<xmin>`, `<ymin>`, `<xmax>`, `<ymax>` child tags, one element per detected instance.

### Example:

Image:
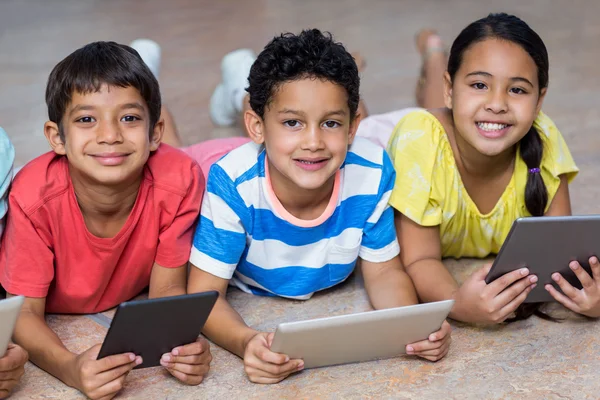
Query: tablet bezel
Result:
<box><xmin>270</xmin><ymin>299</ymin><xmax>454</xmax><ymax>369</ymax></box>
<box><xmin>486</xmin><ymin>215</ymin><xmax>600</xmax><ymax>303</ymax></box>
<box><xmin>97</xmin><ymin>291</ymin><xmax>218</xmax><ymax>369</ymax></box>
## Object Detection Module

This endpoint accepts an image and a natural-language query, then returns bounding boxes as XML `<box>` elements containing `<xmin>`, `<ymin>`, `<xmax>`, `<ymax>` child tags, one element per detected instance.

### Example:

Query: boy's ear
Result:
<box><xmin>347</xmin><ymin>113</ymin><xmax>362</xmax><ymax>145</ymax></box>
<box><xmin>443</xmin><ymin>71</ymin><xmax>453</xmax><ymax>110</ymax></box>
<box><xmin>149</xmin><ymin>118</ymin><xmax>165</xmax><ymax>151</ymax></box>
<box><xmin>44</xmin><ymin>121</ymin><xmax>66</xmax><ymax>155</ymax></box>
<box><xmin>244</xmin><ymin>109</ymin><xmax>265</xmax><ymax>144</ymax></box>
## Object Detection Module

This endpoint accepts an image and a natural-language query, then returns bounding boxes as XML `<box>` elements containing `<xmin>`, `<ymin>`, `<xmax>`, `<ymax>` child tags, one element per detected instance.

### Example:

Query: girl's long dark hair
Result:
<box><xmin>448</xmin><ymin>13</ymin><xmax>552</xmax><ymax>322</ymax></box>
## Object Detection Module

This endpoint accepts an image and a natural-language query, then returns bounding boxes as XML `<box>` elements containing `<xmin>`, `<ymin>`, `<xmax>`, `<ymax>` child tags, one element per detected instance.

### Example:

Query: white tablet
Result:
<box><xmin>0</xmin><ymin>296</ymin><xmax>24</xmax><ymax>357</ymax></box>
<box><xmin>486</xmin><ymin>215</ymin><xmax>600</xmax><ymax>303</ymax></box>
<box><xmin>270</xmin><ymin>300</ymin><xmax>454</xmax><ymax>369</ymax></box>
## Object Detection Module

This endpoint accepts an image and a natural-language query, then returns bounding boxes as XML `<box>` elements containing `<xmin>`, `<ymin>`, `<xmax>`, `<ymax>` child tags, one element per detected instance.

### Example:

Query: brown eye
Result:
<box><xmin>121</xmin><ymin>115</ymin><xmax>140</xmax><ymax>122</ymax></box>
<box><xmin>323</xmin><ymin>120</ymin><xmax>340</xmax><ymax>128</ymax></box>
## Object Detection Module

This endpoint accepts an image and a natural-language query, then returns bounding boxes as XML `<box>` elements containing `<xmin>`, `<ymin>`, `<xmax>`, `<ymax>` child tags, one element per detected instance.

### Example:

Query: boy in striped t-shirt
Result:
<box><xmin>188</xmin><ymin>29</ymin><xmax>452</xmax><ymax>383</ymax></box>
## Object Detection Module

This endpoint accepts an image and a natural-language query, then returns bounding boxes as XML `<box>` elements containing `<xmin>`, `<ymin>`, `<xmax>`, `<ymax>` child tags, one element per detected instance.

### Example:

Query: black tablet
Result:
<box><xmin>485</xmin><ymin>215</ymin><xmax>600</xmax><ymax>303</ymax></box>
<box><xmin>97</xmin><ymin>291</ymin><xmax>218</xmax><ymax>368</ymax></box>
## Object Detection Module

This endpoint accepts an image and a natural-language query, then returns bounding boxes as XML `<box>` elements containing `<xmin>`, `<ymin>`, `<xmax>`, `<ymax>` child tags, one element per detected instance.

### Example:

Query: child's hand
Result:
<box><xmin>160</xmin><ymin>337</ymin><xmax>212</xmax><ymax>385</ymax></box>
<box><xmin>405</xmin><ymin>320</ymin><xmax>452</xmax><ymax>361</ymax></box>
<box><xmin>545</xmin><ymin>257</ymin><xmax>600</xmax><ymax>318</ymax></box>
<box><xmin>454</xmin><ymin>263</ymin><xmax>537</xmax><ymax>324</ymax></box>
<box><xmin>243</xmin><ymin>332</ymin><xmax>303</xmax><ymax>384</ymax></box>
<box><xmin>69</xmin><ymin>344</ymin><xmax>141</xmax><ymax>400</ymax></box>
<box><xmin>0</xmin><ymin>343</ymin><xmax>28</xmax><ymax>399</ymax></box>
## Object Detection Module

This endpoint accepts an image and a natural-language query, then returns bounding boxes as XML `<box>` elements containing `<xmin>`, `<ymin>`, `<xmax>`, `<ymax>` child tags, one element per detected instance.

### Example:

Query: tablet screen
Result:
<box><xmin>97</xmin><ymin>291</ymin><xmax>218</xmax><ymax>368</ymax></box>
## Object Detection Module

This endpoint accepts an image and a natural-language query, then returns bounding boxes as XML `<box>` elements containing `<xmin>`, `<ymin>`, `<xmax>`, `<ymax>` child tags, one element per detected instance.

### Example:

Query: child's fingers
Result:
<box><xmin>406</xmin><ymin>336</ymin><xmax>449</xmax><ymax>354</ymax></box>
<box><xmin>545</xmin><ymin>284</ymin><xmax>580</xmax><ymax>312</ymax></box>
<box><xmin>166</xmin><ymin>368</ymin><xmax>206</xmax><ymax>386</ymax></box>
<box><xmin>488</xmin><ymin>268</ymin><xmax>532</xmax><ymax>296</ymax></box>
<box><xmin>569</xmin><ymin>261</ymin><xmax>595</xmax><ymax>290</ymax></box>
<box><xmin>171</xmin><ymin>337</ymin><xmax>208</xmax><ymax>357</ymax></box>
<box><xmin>244</xmin><ymin>357</ymin><xmax>303</xmax><ymax>383</ymax></box>
<box><xmin>551</xmin><ymin>273</ymin><xmax>581</xmax><ymax>299</ymax></box>
<box><xmin>165</xmin><ymin>361</ymin><xmax>210</xmax><ymax>377</ymax></box>
<box><xmin>244</xmin><ymin>366</ymin><xmax>292</xmax><ymax>384</ymax></box>
<box><xmin>161</xmin><ymin>351</ymin><xmax>212</xmax><ymax>366</ymax></box>
<box><xmin>95</xmin><ymin>351</ymin><xmax>139</xmax><ymax>374</ymax></box>
<box><xmin>0</xmin><ymin>345</ymin><xmax>28</xmax><ymax>371</ymax></box>
<box><xmin>494</xmin><ymin>283</ymin><xmax>535</xmax><ymax>323</ymax></box>
<box><xmin>254</xmin><ymin>357</ymin><xmax>303</xmax><ymax>377</ymax></box>
<box><xmin>256</xmin><ymin>346</ymin><xmax>290</xmax><ymax>365</ymax></box>
<box><xmin>96</xmin><ymin>359</ymin><xmax>139</xmax><ymax>387</ymax></box>
<box><xmin>494</xmin><ymin>274</ymin><xmax>537</xmax><ymax>308</ymax></box>
<box><xmin>589</xmin><ymin>257</ymin><xmax>600</xmax><ymax>280</ymax></box>
<box><xmin>412</xmin><ymin>341</ymin><xmax>451</xmax><ymax>361</ymax></box>
<box><xmin>428</xmin><ymin>321</ymin><xmax>451</xmax><ymax>341</ymax></box>
<box><xmin>89</xmin><ymin>373</ymin><xmax>129</xmax><ymax>399</ymax></box>
<box><xmin>412</xmin><ymin>340</ymin><xmax>451</xmax><ymax>357</ymax></box>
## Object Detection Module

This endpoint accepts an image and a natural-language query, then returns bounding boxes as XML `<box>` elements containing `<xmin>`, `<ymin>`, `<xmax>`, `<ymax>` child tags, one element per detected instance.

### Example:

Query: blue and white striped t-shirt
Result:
<box><xmin>0</xmin><ymin>127</ymin><xmax>15</xmax><ymax>239</ymax></box>
<box><xmin>190</xmin><ymin>137</ymin><xmax>399</xmax><ymax>299</ymax></box>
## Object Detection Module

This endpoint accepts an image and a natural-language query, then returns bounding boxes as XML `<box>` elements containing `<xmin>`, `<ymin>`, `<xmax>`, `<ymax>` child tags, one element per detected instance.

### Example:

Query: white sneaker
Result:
<box><xmin>209</xmin><ymin>48</ymin><xmax>256</xmax><ymax>126</ymax></box>
<box><xmin>130</xmin><ymin>39</ymin><xmax>161</xmax><ymax>79</ymax></box>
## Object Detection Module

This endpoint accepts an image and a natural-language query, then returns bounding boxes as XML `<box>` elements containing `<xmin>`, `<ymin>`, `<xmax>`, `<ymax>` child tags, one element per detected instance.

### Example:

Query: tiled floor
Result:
<box><xmin>2</xmin><ymin>0</ymin><xmax>600</xmax><ymax>399</ymax></box>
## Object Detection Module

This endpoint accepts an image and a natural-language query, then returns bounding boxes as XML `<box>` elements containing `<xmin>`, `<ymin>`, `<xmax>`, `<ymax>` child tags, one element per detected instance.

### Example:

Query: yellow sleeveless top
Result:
<box><xmin>387</xmin><ymin>110</ymin><xmax>579</xmax><ymax>259</ymax></box>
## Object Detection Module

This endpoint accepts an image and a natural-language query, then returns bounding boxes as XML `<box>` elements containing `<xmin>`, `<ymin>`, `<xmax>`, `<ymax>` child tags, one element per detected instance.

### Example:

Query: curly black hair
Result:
<box><xmin>247</xmin><ymin>29</ymin><xmax>360</xmax><ymax>119</ymax></box>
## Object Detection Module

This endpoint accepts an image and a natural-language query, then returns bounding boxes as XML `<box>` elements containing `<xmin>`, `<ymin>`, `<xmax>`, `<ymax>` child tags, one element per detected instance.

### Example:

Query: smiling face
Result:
<box><xmin>44</xmin><ymin>84</ymin><xmax>163</xmax><ymax>186</ymax></box>
<box><xmin>444</xmin><ymin>38</ymin><xmax>546</xmax><ymax>157</ymax></box>
<box><xmin>245</xmin><ymin>77</ymin><xmax>359</xmax><ymax>196</ymax></box>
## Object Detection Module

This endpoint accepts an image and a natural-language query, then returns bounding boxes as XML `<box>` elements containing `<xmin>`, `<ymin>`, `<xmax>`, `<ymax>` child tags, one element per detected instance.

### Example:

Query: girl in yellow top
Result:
<box><xmin>386</xmin><ymin>13</ymin><xmax>600</xmax><ymax>323</ymax></box>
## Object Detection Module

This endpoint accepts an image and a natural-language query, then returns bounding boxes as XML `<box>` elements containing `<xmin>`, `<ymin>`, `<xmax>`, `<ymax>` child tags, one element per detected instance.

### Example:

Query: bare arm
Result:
<box><xmin>362</xmin><ymin>253</ymin><xmax>452</xmax><ymax>361</ymax></box>
<box><xmin>395</xmin><ymin>211</ymin><xmax>536</xmax><ymax>324</ymax></box>
<box><xmin>187</xmin><ymin>265</ymin><xmax>301</xmax><ymax>383</ymax></box>
<box><xmin>545</xmin><ymin>175</ymin><xmax>571</xmax><ymax>216</ymax></box>
<box><xmin>361</xmin><ymin>256</ymin><xmax>418</xmax><ymax>309</ymax></box>
<box><xmin>395</xmin><ymin>212</ymin><xmax>459</xmax><ymax>306</ymax></box>
<box><xmin>7</xmin><ymin>294</ymin><xmax>79</xmax><ymax>387</ymax></box>
<box><xmin>187</xmin><ymin>267</ymin><xmax>256</xmax><ymax>357</ymax></box>
<box><xmin>149</xmin><ymin>262</ymin><xmax>187</xmax><ymax>299</ymax></box>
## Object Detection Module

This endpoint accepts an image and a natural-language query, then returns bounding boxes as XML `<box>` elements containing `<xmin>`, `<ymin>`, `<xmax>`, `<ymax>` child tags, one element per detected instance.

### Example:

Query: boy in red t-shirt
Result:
<box><xmin>0</xmin><ymin>42</ymin><xmax>211</xmax><ymax>399</ymax></box>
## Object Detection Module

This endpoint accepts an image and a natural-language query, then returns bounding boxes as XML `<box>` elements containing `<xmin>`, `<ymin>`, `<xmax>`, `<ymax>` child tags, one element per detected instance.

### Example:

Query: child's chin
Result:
<box><xmin>86</xmin><ymin>169</ymin><xmax>136</xmax><ymax>185</ymax></box>
<box><xmin>471</xmin><ymin>140</ymin><xmax>511</xmax><ymax>157</ymax></box>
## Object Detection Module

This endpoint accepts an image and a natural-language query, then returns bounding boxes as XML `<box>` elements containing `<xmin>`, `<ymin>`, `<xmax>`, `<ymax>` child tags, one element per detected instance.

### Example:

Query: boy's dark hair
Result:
<box><xmin>247</xmin><ymin>29</ymin><xmax>360</xmax><ymax>119</ymax></box>
<box><xmin>448</xmin><ymin>13</ymin><xmax>552</xmax><ymax>322</ymax></box>
<box><xmin>45</xmin><ymin>41</ymin><xmax>161</xmax><ymax>139</ymax></box>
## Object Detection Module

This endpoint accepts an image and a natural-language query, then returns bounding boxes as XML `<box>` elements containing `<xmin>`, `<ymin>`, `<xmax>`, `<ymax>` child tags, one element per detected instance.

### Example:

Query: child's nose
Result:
<box><xmin>485</xmin><ymin>89</ymin><xmax>508</xmax><ymax>114</ymax></box>
<box><xmin>303</xmin><ymin>125</ymin><xmax>324</xmax><ymax>151</ymax></box>
<box><xmin>97</xmin><ymin>120</ymin><xmax>123</xmax><ymax>144</ymax></box>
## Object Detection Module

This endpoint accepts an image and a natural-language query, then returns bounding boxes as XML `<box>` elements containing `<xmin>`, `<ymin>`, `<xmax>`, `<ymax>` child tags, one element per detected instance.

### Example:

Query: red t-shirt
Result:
<box><xmin>0</xmin><ymin>144</ymin><xmax>204</xmax><ymax>314</ymax></box>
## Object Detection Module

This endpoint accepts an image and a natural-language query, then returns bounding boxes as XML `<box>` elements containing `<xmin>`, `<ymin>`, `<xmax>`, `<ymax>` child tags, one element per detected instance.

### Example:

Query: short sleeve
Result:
<box><xmin>0</xmin><ymin>194</ymin><xmax>55</xmax><ymax>297</ymax></box>
<box><xmin>535</xmin><ymin>112</ymin><xmax>579</xmax><ymax>189</ymax></box>
<box><xmin>155</xmin><ymin>163</ymin><xmax>205</xmax><ymax>267</ymax></box>
<box><xmin>189</xmin><ymin>163</ymin><xmax>248</xmax><ymax>280</ymax></box>
<box><xmin>386</xmin><ymin>111</ymin><xmax>445</xmax><ymax>226</ymax></box>
<box><xmin>0</xmin><ymin>127</ymin><xmax>15</xmax><ymax>238</ymax></box>
<box><xmin>359</xmin><ymin>151</ymin><xmax>400</xmax><ymax>263</ymax></box>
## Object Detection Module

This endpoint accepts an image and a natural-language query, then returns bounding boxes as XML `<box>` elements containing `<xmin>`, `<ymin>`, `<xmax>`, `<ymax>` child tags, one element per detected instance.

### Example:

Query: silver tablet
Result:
<box><xmin>270</xmin><ymin>300</ymin><xmax>454</xmax><ymax>369</ymax></box>
<box><xmin>486</xmin><ymin>215</ymin><xmax>600</xmax><ymax>303</ymax></box>
<box><xmin>0</xmin><ymin>296</ymin><xmax>24</xmax><ymax>357</ymax></box>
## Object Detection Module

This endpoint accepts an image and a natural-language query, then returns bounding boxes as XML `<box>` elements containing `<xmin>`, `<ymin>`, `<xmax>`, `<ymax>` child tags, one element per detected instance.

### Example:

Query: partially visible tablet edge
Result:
<box><xmin>0</xmin><ymin>296</ymin><xmax>24</xmax><ymax>357</ymax></box>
